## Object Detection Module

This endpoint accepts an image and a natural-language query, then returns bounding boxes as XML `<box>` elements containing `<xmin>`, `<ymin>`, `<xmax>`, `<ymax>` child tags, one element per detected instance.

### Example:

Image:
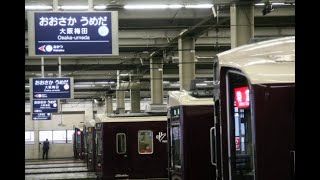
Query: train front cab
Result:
<box><xmin>73</xmin><ymin>127</ymin><xmax>85</xmax><ymax>160</ymax></box>
<box><xmin>212</xmin><ymin>67</ymin><xmax>295</xmax><ymax>180</ymax></box>
<box><xmin>85</xmin><ymin>126</ymin><xmax>96</xmax><ymax>172</ymax></box>
<box><xmin>167</xmin><ymin>92</ymin><xmax>216</xmax><ymax>180</ymax></box>
<box><xmin>95</xmin><ymin>117</ymin><xmax>168</xmax><ymax>180</ymax></box>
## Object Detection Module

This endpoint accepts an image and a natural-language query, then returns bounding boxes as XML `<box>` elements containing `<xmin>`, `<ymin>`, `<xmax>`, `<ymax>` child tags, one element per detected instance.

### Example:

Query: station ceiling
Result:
<box><xmin>25</xmin><ymin>0</ymin><xmax>295</xmax><ymax>101</ymax></box>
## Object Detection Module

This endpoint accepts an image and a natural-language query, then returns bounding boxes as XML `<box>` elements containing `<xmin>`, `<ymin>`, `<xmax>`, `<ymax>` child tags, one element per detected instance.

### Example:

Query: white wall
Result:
<box><xmin>25</xmin><ymin>101</ymin><xmax>90</xmax><ymax>159</ymax></box>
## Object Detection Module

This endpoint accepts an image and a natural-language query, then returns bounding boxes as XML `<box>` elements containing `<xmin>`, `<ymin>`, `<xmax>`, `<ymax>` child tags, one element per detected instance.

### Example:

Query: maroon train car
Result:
<box><xmin>94</xmin><ymin>115</ymin><xmax>168</xmax><ymax>180</ymax></box>
<box><xmin>167</xmin><ymin>91</ymin><xmax>216</xmax><ymax>180</ymax></box>
<box><xmin>212</xmin><ymin>36</ymin><xmax>295</xmax><ymax>180</ymax></box>
<box><xmin>73</xmin><ymin>127</ymin><xmax>85</xmax><ymax>160</ymax></box>
<box><xmin>84</xmin><ymin>126</ymin><xmax>96</xmax><ymax>172</ymax></box>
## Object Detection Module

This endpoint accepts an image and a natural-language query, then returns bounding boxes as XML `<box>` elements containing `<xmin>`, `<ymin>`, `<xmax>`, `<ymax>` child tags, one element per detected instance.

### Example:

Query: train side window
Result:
<box><xmin>116</xmin><ymin>133</ymin><xmax>126</xmax><ymax>154</ymax></box>
<box><xmin>25</xmin><ymin>131</ymin><xmax>34</xmax><ymax>144</ymax></box>
<box><xmin>138</xmin><ymin>130</ymin><xmax>154</xmax><ymax>154</ymax></box>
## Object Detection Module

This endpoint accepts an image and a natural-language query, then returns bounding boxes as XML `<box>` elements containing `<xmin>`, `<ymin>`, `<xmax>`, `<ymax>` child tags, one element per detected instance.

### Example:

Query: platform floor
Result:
<box><xmin>25</xmin><ymin>158</ymin><xmax>97</xmax><ymax>180</ymax></box>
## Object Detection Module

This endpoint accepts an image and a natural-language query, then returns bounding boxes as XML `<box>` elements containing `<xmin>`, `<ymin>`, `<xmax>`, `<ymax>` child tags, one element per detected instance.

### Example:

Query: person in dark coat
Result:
<box><xmin>42</xmin><ymin>139</ymin><xmax>50</xmax><ymax>160</ymax></box>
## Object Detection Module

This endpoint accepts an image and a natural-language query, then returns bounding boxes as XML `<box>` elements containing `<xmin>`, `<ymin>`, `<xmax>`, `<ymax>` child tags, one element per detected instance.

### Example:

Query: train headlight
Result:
<box><xmin>98</xmin><ymin>162</ymin><xmax>101</xmax><ymax>167</ymax></box>
<box><xmin>89</xmin><ymin>158</ymin><xmax>92</xmax><ymax>162</ymax></box>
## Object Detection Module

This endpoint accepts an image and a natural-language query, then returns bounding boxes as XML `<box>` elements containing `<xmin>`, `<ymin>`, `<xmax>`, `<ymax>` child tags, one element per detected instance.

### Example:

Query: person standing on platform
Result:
<box><xmin>42</xmin><ymin>139</ymin><xmax>50</xmax><ymax>160</ymax></box>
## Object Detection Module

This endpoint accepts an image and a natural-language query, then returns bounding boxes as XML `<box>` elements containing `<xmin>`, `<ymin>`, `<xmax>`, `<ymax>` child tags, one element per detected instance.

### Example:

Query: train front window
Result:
<box><xmin>171</xmin><ymin>125</ymin><xmax>181</xmax><ymax>168</ymax></box>
<box><xmin>116</xmin><ymin>133</ymin><xmax>126</xmax><ymax>154</ymax></box>
<box><xmin>227</xmin><ymin>71</ymin><xmax>255</xmax><ymax>180</ymax></box>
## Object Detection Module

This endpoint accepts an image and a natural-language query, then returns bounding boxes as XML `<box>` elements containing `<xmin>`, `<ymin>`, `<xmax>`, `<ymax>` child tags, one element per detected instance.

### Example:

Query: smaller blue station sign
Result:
<box><xmin>32</xmin><ymin>113</ymin><xmax>52</xmax><ymax>120</ymax></box>
<box><xmin>33</xmin><ymin>100</ymin><xmax>59</xmax><ymax>113</ymax></box>
<box><xmin>31</xmin><ymin>77</ymin><xmax>74</xmax><ymax>99</ymax></box>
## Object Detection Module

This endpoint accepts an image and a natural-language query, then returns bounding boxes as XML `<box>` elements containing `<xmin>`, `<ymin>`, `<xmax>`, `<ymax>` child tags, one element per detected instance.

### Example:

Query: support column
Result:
<box><xmin>95</xmin><ymin>100</ymin><xmax>105</xmax><ymax>114</ymax></box>
<box><xmin>130</xmin><ymin>88</ymin><xmax>140</xmax><ymax>113</ymax></box>
<box><xmin>230</xmin><ymin>3</ymin><xmax>254</xmax><ymax>48</ymax></box>
<box><xmin>150</xmin><ymin>58</ymin><xmax>163</xmax><ymax>104</ymax></box>
<box><xmin>84</xmin><ymin>101</ymin><xmax>94</xmax><ymax>123</ymax></box>
<box><xmin>88</xmin><ymin>0</ymin><xmax>93</xmax><ymax>11</ymax></box>
<box><xmin>33</xmin><ymin>122</ymin><xmax>40</xmax><ymax>159</ymax></box>
<box><xmin>41</xmin><ymin>57</ymin><xmax>44</xmax><ymax>77</ymax></box>
<box><xmin>116</xmin><ymin>90</ymin><xmax>125</xmax><ymax>114</ymax></box>
<box><xmin>53</xmin><ymin>0</ymin><xmax>59</xmax><ymax>11</ymax></box>
<box><xmin>178</xmin><ymin>36</ymin><xmax>195</xmax><ymax>91</ymax></box>
<box><xmin>105</xmin><ymin>95</ymin><xmax>113</xmax><ymax>114</ymax></box>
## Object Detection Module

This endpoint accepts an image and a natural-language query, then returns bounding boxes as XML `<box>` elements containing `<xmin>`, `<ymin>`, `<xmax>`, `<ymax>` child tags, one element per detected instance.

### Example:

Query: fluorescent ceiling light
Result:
<box><xmin>255</xmin><ymin>2</ymin><xmax>292</xmax><ymax>6</ymax></box>
<box><xmin>74</xmin><ymin>84</ymin><xmax>95</xmax><ymax>87</ymax></box>
<box><xmin>168</xmin><ymin>5</ymin><xmax>183</xmax><ymax>9</ymax></box>
<box><xmin>60</xmin><ymin>5</ymin><xmax>89</xmax><ymax>10</ymax></box>
<box><xmin>124</xmin><ymin>5</ymin><xmax>168</xmax><ymax>9</ymax></box>
<box><xmin>25</xmin><ymin>5</ymin><xmax>53</xmax><ymax>10</ymax></box>
<box><xmin>272</xmin><ymin>3</ymin><xmax>287</xmax><ymax>6</ymax></box>
<box><xmin>171</xmin><ymin>84</ymin><xmax>180</xmax><ymax>87</ymax></box>
<box><xmin>94</xmin><ymin>5</ymin><xmax>107</xmax><ymax>9</ymax></box>
<box><xmin>185</xmin><ymin>4</ymin><xmax>213</xmax><ymax>8</ymax></box>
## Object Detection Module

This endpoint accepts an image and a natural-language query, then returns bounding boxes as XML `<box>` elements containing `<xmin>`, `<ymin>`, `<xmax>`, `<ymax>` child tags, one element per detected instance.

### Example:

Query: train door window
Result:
<box><xmin>138</xmin><ymin>130</ymin><xmax>153</xmax><ymax>154</ymax></box>
<box><xmin>95</xmin><ymin>124</ymin><xmax>103</xmax><ymax>156</ymax></box>
<box><xmin>67</xmin><ymin>130</ymin><xmax>74</xmax><ymax>143</ymax></box>
<box><xmin>96</xmin><ymin>132</ymin><xmax>102</xmax><ymax>155</ymax></box>
<box><xmin>116</xmin><ymin>133</ymin><xmax>126</xmax><ymax>154</ymax></box>
<box><xmin>171</xmin><ymin>124</ymin><xmax>181</xmax><ymax>168</ymax></box>
<box><xmin>226</xmin><ymin>71</ymin><xmax>255</xmax><ymax>180</ymax></box>
<box><xmin>25</xmin><ymin>131</ymin><xmax>34</xmax><ymax>144</ymax></box>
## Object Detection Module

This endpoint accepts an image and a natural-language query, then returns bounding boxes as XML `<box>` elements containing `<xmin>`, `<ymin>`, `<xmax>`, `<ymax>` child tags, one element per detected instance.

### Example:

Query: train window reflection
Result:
<box><xmin>171</xmin><ymin>125</ymin><xmax>181</xmax><ymax>168</ymax></box>
<box><xmin>116</xmin><ymin>133</ymin><xmax>126</xmax><ymax>154</ymax></box>
<box><xmin>25</xmin><ymin>131</ymin><xmax>34</xmax><ymax>144</ymax></box>
<box><xmin>138</xmin><ymin>130</ymin><xmax>153</xmax><ymax>154</ymax></box>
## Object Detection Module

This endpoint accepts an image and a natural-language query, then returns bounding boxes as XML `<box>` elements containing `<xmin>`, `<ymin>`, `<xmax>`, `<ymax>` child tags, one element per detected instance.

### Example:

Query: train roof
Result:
<box><xmin>95</xmin><ymin>114</ymin><xmax>167</xmax><ymax>123</ymax></box>
<box><xmin>217</xmin><ymin>36</ymin><xmax>295</xmax><ymax>84</ymax></box>
<box><xmin>167</xmin><ymin>90</ymin><xmax>214</xmax><ymax>108</ymax></box>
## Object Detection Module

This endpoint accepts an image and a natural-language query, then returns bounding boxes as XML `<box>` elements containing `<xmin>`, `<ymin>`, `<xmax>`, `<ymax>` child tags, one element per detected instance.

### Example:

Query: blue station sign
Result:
<box><xmin>27</xmin><ymin>11</ymin><xmax>119</xmax><ymax>56</ymax></box>
<box><xmin>32</xmin><ymin>113</ymin><xmax>52</xmax><ymax>120</ymax></box>
<box><xmin>30</xmin><ymin>77</ymin><xmax>74</xmax><ymax>99</ymax></box>
<box><xmin>33</xmin><ymin>100</ymin><xmax>59</xmax><ymax>113</ymax></box>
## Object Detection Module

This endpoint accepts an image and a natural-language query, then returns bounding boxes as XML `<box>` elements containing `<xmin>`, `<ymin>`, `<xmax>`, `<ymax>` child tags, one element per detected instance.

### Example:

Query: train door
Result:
<box><xmin>87</xmin><ymin>127</ymin><xmax>96</xmax><ymax>171</ymax></box>
<box><xmin>225</xmin><ymin>71</ymin><xmax>255</xmax><ymax>180</ymax></box>
<box><xmin>83</xmin><ymin>126</ymin><xmax>88</xmax><ymax>164</ymax></box>
<box><xmin>113</xmin><ymin>127</ymin><xmax>129</xmax><ymax>177</ymax></box>
<box><xmin>74</xmin><ymin>128</ymin><xmax>83</xmax><ymax>159</ymax></box>
<box><xmin>95</xmin><ymin>123</ymin><xmax>103</xmax><ymax>174</ymax></box>
<box><xmin>168</xmin><ymin>107</ymin><xmax>182</xmax><ymax>180</ymax></box>
<box><xmin>212</xmin><ymin>60</ymin><xmax>222</xmax><ymax>180</ymax></box>
<box><xmin>211</xmin><ymin>99</ymin><xmax>222</xmax><ymax>180</ymax></box>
